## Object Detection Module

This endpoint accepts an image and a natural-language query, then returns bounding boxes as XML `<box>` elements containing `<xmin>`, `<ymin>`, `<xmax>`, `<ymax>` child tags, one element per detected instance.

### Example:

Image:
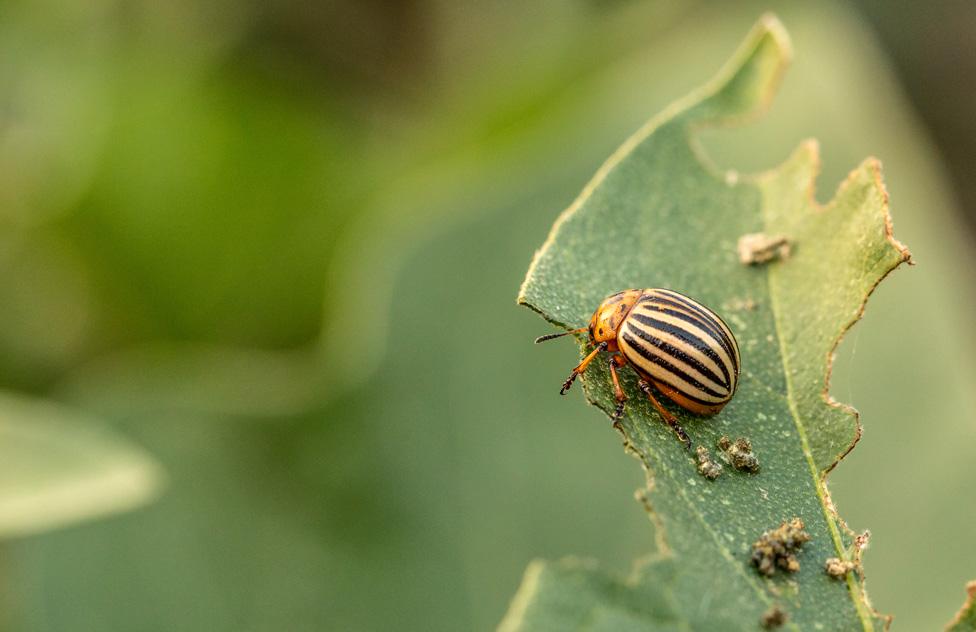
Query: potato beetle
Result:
<box><xmin>536</xmin><ymin>288</ymin><xmax>740</xmax><ymax>446</ymax></box>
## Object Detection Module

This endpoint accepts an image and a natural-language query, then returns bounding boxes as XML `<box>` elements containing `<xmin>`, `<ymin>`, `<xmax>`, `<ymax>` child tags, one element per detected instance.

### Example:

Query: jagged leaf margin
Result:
<box><xmin>507</xmin><ymin>14</ymin><xmax>910</xmax><ymax>631</ymax></box>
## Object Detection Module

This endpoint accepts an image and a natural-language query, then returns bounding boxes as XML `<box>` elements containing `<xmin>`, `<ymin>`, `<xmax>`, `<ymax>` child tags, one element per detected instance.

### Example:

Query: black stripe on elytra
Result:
<box><xmin>640</xmin><ymin>295</ymin><xmax>724</xmax><ymax>339</ymax></box>
<box><xmin>625</xmin><ymin>322</ymin><xmax>729</xmax><ymax>390</ymax></box>
<box><xmin>653</xmin><ymin>291</ymin><xmax>738</xmax><ymax>354</ymax></box>
<box><xmin>633</xmin><ymin>304</ymin><xmax>734</xmax><ymax>382</ymax></box>
<box><xmin>621</xmin><ymin>333</ymin><xmax>723</xmax><ymax>405</ymax></box>
<box><xmin>629</xmin><ymin>312</ymin><xmax>734</xmax><ymax>383</ymax></box>
<box><xmin>627</xmin><ymin>323</ymin><xmax>732</xmax><ymax>392</ymax></box>
<box><xmin>648</xmin><ymin>374</ymin><xmax>721</xmax><ymax>407</ymax></box>
<box><xmin>621</xmin><ymin>331</ymin><xmax>727</xmax><ymax>400</ymax></box>
<box><xmin>641</xmin><ymin>293</ymin><xmax>738</xmax><ymax>367</ymax></box>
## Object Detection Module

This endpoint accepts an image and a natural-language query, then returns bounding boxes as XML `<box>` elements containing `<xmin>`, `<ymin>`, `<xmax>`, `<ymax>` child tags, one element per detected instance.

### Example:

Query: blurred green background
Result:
<box><xmin>1</xmin><ymin>1</ymin><xmax>974</xmax><ymax>630</ymax></box>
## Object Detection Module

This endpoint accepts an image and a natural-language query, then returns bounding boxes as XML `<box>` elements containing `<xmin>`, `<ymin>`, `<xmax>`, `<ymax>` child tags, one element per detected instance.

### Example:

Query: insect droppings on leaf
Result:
<box><xmin>718</xmin><ymin>435</ymin><xmax>760</xmax><ymax>473</ymax></box>
<box><xmin>760</xmin><ymin>605</ymin><xmax>788</xmax><ymax>629</ymax></box>
<box><xmin>824</xmin><ymin>557</ymin><xmax>855</xmax><ymax>579</ymax></box>
<box><xmin>750</xmin><ymin>518</ymin><xmax>811</xmax><ymax>577</ymax></box>
<box><xmin>695</xmin><ymin>446</ymin><xmax>723</xmax><ymax>480</ymax></box>
<box><xmin>737</xmin><ymin>232</ymin><xmax>792</xmax><ymax>265</ymax></box>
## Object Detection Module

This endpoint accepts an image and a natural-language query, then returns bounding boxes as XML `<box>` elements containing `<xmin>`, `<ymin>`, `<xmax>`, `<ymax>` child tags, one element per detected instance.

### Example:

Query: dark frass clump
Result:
<box><xmin>718</xmin><ymin>435</ymin><xmax>760</xmax><ymax>473</ymax></box>
<box><xmin>751</xmin><ymin>518</ymin><xmax>811</xmax><ymax>577</ymax></box>
<box><xmin>760</xmin><ymin>605</ymin><xmax>788</xmax><ymax>629</ymax></box>
<box><xmin>695</xmin><ymin>446</ymin><xmax>723</xmax><ymax>480</ymax></box>
<box><xmin>824</xmin><ymin>557</ymin><xmax>855</xmax><ymax>579</ymax></box>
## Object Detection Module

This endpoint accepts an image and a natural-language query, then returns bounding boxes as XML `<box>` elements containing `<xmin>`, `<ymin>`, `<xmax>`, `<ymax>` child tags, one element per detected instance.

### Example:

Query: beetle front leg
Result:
<box><xmin>637</xmin><ymin>379</ymin><xmax>691</xmax><ymax>449</ymax></box>
<box><xmin>560</xmin><ymin>341</ymin><xmax>608</xmax><ymax>394</ymax></box>
<box><xmin>608</xmin><ymin>355</ymin><xmax>627</xmax><ymax>422</ymax></box>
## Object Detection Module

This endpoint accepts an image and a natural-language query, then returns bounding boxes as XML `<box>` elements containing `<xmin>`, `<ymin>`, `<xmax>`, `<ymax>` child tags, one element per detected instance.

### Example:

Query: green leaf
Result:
<box><xmin>500</xmin><ymin>557</ymin><xmax>683</xmax><ymax>632</ymax></box>
<box><xmin>509</xmin><ymin>14</ymin><xmax>910</xmax><ymax>631</ymax></box>
<box><xmin>0</xmin><ymin>391</ymin><xmax>163</xmax><ymax>538</ymax></box>
<box><xmin>948</xmin><ymin>582</ymin><xmax>976</xmax><ymax>632</ymax></box>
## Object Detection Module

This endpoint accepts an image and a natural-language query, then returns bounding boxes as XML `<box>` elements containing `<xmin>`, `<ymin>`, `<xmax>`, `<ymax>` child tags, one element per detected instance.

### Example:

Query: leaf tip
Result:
<box><xmin>0</xmin><ymin>393</ymin><xmax>167</xmax><ymax>539</ymax></box>
<box><xmin>757</xmin><ymin>12</ymin><xmax>794</xmax><ymax>63</ymax></box>
<box><xmin>686</xmin><ymin>13</ymin><xmax>793</xmax><ymax>127</ymax></box>
<box><xmin>831</xmin><ymin>157</ymin><xmax>914</xmax><ymax>268</ymax></box>
<box><xmin>946</xmin><ymin>580</ymin><xmax>976</xmax><ymax>631</ymax></box>
<box><xmin>498</xmin><ymin>559</ymin><xmax>546</xmax><ymax>632</ymax></box>
<box><xmin>799</xmin><ymin>137</ymin><xmax>821</xmax><ymax>160</ymax></box>
<box><xmin>864</xmin><ymin>157</ymin><xmax>915</xmax><ymax>266</ymax></box>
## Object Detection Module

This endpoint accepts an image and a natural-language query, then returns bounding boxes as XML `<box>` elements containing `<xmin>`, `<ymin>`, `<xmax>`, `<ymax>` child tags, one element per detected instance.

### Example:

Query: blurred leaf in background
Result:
<box><xmin>0</xmin><ymin>0</ymin><xmax>974</xmax><ymax>631</ymax></box>
<box><xmin>0</xmin><ymin>392</ymin><xmax>161</xmax><ymax>539</ymax></box>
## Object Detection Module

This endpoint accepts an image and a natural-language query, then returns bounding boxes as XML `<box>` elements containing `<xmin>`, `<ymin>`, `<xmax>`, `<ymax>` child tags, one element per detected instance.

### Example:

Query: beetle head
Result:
<box><xmin>588</xmin><ymin>289</ymin><xmax>641</xmax><ymax>344</ymax></box>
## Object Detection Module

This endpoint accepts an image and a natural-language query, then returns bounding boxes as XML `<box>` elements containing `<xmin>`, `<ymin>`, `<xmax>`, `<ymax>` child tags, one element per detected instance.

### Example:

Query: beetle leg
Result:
<box><xmin>608</xmin><ymin>355</ymin><xmax>627</xmax><ymax>422</ymax></box>
<box><xmin>560</xmin><ymin>341</ymin><xmax>608</xmax><ymax>394</ymax></box>
<box><xmin>637</xmin><ymin>379</ymin><xmax>691</xmax><ymax>449</ymax></box>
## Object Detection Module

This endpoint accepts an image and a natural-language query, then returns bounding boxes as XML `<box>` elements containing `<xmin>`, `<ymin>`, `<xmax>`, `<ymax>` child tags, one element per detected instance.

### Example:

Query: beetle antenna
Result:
<box><xmin>534</xmin><ymin>328</ymin><xmax>586</xmax><ymax>344</ymax></box>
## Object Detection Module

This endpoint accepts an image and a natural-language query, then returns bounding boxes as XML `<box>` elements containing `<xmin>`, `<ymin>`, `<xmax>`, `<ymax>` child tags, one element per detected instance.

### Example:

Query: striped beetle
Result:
<box><xmin>536</xmin><ymin>288</ymin><xmax>740</xmax><ymax>447</ymax></box>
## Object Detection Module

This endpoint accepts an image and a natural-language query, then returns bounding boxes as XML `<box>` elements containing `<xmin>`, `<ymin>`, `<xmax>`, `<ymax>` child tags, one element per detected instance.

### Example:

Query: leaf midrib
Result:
<box><xmin>764</xmin><ymin>231</ymin><xmax>875</xmax><ymax>632</ymax></box>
